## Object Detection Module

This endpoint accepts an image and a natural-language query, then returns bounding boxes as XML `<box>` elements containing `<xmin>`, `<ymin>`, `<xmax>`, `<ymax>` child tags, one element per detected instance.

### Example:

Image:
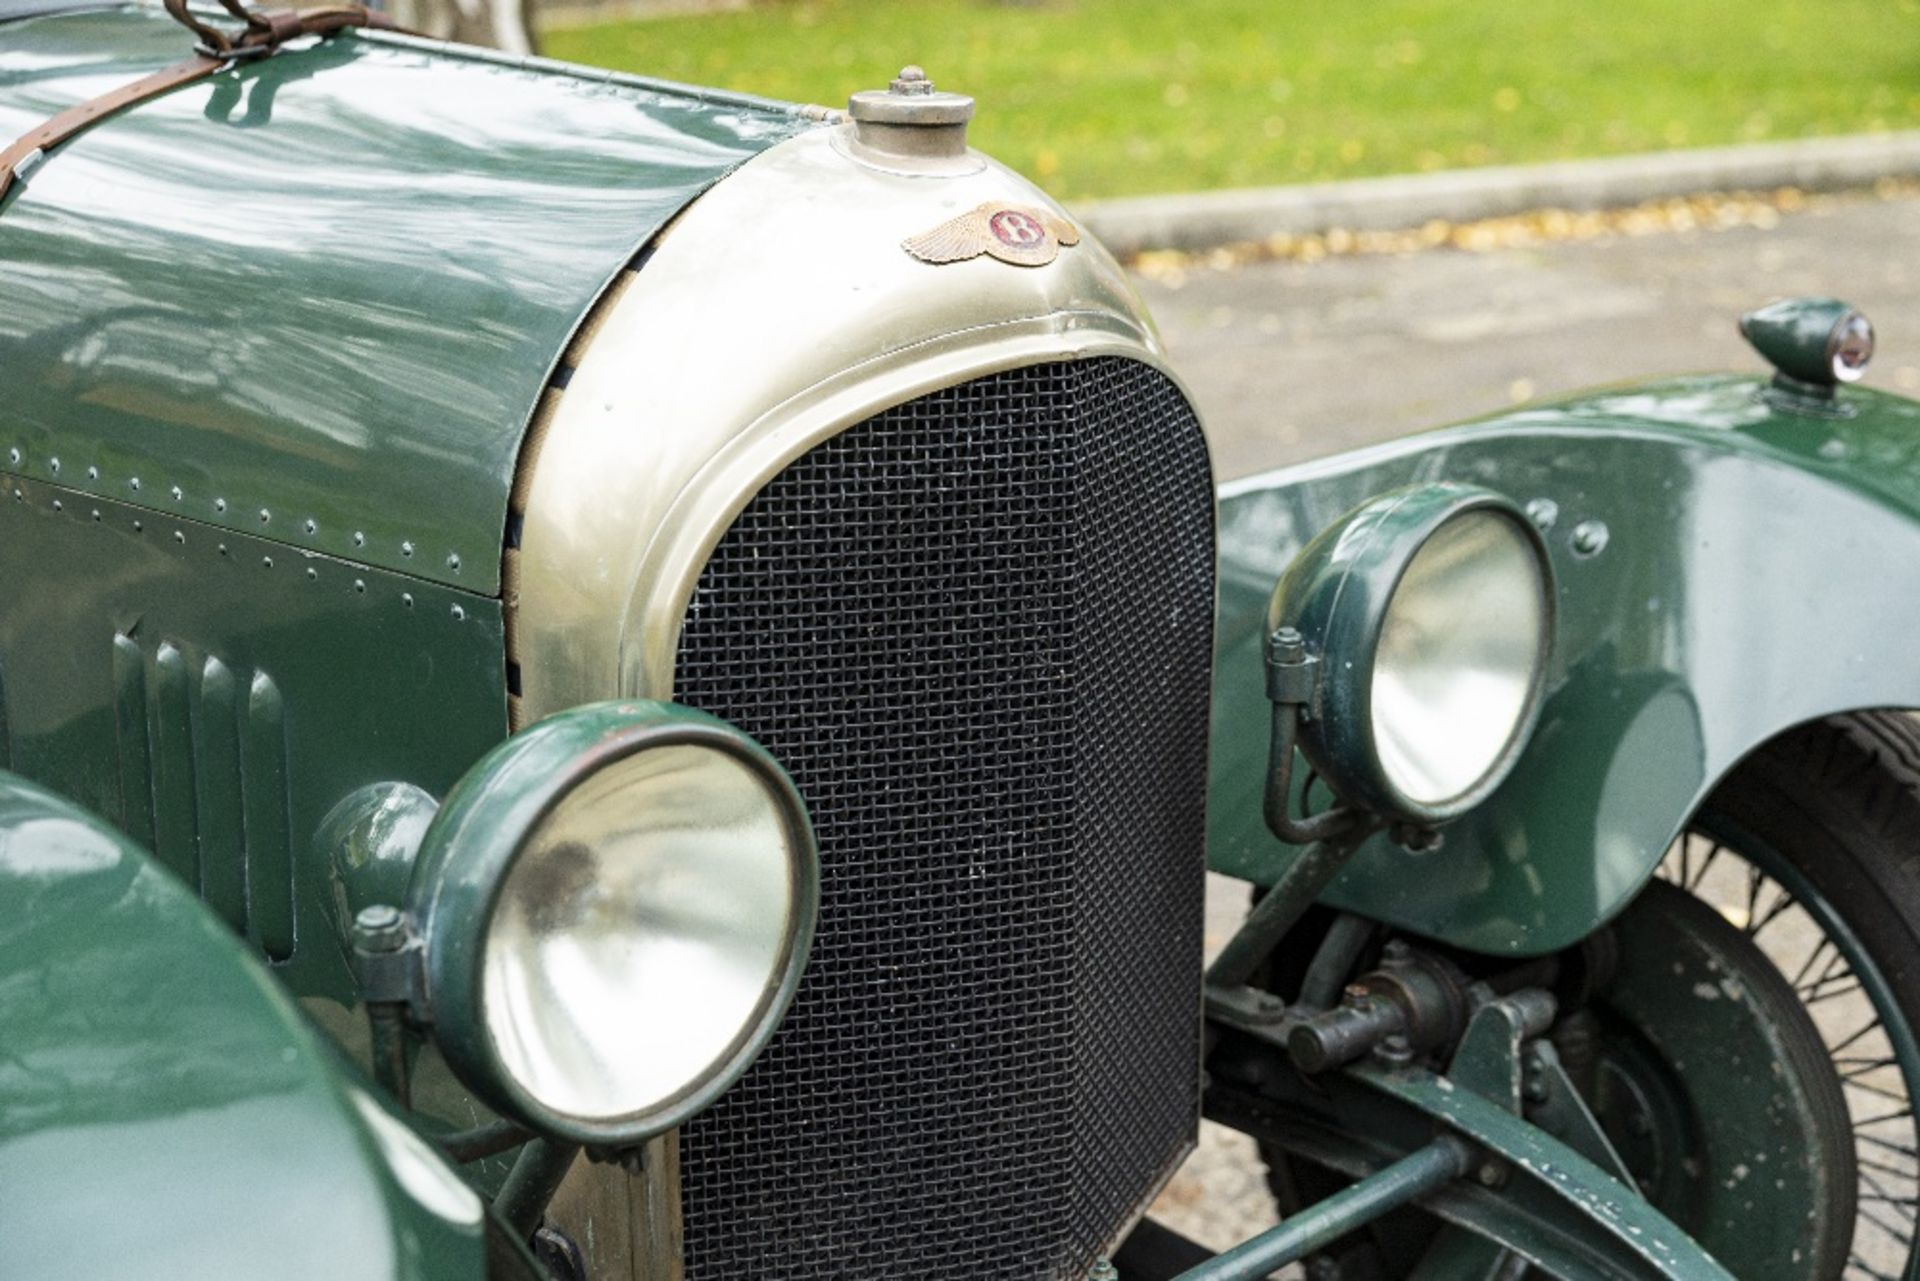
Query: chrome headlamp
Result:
<box><xmin>407</xmin><ymin>701</ymin><xmax>818</xmax><ymax>1146</ymax></box>
<box><xmin>1269</xmin><ymin>483</ymin><xmax>1555</xmax><ymax>826</ymax></box>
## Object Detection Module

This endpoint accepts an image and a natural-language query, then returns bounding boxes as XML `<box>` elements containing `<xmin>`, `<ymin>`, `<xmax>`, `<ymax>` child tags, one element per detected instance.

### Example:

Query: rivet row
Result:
<box><xmin>4</xmin><ymin>448</ymin><xmax>475</xmax><ymax>580</ymax></box>
<box><xmin>6</xmin><ymin>483</ymin><xmax>472</xmax><ymax>619</ymax></box>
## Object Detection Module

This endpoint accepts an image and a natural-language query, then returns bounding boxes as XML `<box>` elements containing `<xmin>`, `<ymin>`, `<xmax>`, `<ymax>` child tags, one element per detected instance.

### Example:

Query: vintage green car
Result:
<box><xmin>3</xmin><ymin>4</ymin><xmax>1918</xmax><ymax>1280</ymax></box>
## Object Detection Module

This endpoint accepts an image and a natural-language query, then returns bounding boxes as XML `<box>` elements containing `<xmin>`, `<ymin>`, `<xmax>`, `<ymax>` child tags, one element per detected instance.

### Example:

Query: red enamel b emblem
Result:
<box><xmin>903</xmin><ymin>202</ymin><xmax>1082</xmax><ymax>268</ymax></box>
<box><xmin>988</xmin><ymin>209</ymin><xmax>1047</xmax><ymax>249</ymax></box>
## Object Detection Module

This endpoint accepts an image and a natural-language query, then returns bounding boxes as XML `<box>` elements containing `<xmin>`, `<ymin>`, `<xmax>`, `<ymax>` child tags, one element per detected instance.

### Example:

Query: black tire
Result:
<box><xmin>1261</xmin><ymin>711</ymin><xmax>1920</xmax><ymax>1280</ymax></box>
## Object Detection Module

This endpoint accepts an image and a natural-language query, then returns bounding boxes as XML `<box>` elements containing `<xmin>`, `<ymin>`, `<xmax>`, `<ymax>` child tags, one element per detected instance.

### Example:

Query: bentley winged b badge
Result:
<box><xmin>903</xmin><ymin>202</ymin><xmax>1082</xmax><ymax>268</ymax></box>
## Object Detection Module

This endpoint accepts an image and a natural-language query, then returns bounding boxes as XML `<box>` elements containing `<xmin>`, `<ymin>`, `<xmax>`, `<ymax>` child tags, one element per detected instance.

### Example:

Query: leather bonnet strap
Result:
<box><xmin>0</xmin><ymin>4</ymin><xmax>394</xmax><ymax>207</ymax></box>
<box><xmin>0</xmin><ymin>53</ymin><xmax>223</xmax><ymax>205</ymax></box>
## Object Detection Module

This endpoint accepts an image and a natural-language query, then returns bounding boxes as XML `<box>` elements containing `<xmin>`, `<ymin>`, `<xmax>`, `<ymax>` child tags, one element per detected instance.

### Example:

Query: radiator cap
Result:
<box><xmin>847</xmin><ymin>66</ymin><xmax>974</xmax><ymax>166</ymax></box>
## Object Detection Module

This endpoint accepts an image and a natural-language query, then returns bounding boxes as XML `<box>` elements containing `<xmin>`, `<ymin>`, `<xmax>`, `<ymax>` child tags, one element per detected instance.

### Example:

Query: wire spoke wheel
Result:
<box><xmin>1657</xmin><ymin>829</ymin><xmax>1920</xmax><ymax>1281</ymax></box>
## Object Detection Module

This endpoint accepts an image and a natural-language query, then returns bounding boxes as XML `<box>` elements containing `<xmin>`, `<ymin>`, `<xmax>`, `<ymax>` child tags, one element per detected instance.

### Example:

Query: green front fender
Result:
<box><xmin>1211</xmin><ymin>375</ymin><xmax>1920</xmax><ymax>956</ymax></box>
<box><xmin>0</xmin><ymin>771</ymin><xmax>487</xmax><ymax>1280</ymax></box>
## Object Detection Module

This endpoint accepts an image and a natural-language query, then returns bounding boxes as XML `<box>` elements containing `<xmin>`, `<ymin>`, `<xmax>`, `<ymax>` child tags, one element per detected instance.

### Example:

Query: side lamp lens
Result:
<box><xmin>1831</xmin><ymin>311</ymin><xmax>1874</xmax><ymax>383</ymax></box>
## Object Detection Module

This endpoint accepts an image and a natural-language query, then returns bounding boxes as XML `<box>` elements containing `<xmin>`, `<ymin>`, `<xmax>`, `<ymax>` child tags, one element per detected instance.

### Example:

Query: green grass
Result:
<box><xmin>543</xmin><ymin>0</ymin><xmax>1920</xmax><ymax>203</ymax></box>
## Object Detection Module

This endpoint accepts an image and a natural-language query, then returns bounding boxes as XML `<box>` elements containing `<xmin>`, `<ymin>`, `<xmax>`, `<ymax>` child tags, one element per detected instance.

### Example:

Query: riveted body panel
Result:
<box><xmin>1211</xmin><ymin>377</ymin><xmax>1920</xmax><ymax>954</ymax></box>
<box><xmin>0</xmin><ymin>471</ymin><xmax>506</xmax><ymax>998</ymax></box>
<box><xmin>0</xmin><ymin>5</ymin><xmax>817</xmax><ymax>591</ymax></box>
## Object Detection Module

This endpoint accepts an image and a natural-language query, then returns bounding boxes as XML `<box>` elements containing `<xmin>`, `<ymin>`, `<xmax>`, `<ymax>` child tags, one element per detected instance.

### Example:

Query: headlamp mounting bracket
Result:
<box><xmin>1265</xmin><ymin>626</ymin><xmax>1322</xmax><ymax>711</ymax></box>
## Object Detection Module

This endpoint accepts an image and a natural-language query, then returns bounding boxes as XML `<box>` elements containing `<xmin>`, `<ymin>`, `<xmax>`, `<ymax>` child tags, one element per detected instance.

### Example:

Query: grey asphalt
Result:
<box><xmin>1135</xmin><ymin>186</ymin><xmax>1920</xmax><ymax>1260</ymax></box>
<box><xmin>1137</xmin><ymin>188</ymin><xmax>1920</xmax><ymax>482</ymax></box>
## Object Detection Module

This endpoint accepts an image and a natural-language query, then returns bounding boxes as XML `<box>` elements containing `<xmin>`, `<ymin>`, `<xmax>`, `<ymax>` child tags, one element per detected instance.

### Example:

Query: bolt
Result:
<box><xmin>1391</xmin><ymin>821</ymin><xmax>1445</xmax><ymax>852</ymax></box>
<box><xmin>1476</xmin><ymin>1160</ymin><xmax>1509</xmax><ymax>1189</ymax></box>
<box><xmin>1086</xmin><ymin>1261</ymin><xmax>1118</xmax><ymax>1281</ymax></box>
<box><xmin>1269</xmin><ymin>625</ymin><xmax>1306</xmax><ymax>664</ymax></box>
<box><xmin>1375</xmin><ymin>1033</ymin><xmax>1415</xmax><ymax>1066</ymax></box>
<box><xmin>891</xmin><ymin>64</ymin><xmax>934</xmax><ymax>96</ymax></box>
<box><xmin>354</xmin><ymin>904</ymin><xmax>408</xmax><ymax>953</ymax></box>
<box><xmin>1342</xmin><ymin>982</ymin><xmax>1371</xmax><ymax>1006</ymax></box>
<box><xmin>1380</xmin><ymin>938</ymin><xmax>1413</xmax><ymax>964</ymax></box>
<box><xmin>1571</xmin><ymin>519</ymin><xmax>1609</xmax><ymax>557</ymax></box>
<box><xmin>1524</xmin><ymin>1077</ymin><xmax>1551</xmax><ymax>1104</ymax></box>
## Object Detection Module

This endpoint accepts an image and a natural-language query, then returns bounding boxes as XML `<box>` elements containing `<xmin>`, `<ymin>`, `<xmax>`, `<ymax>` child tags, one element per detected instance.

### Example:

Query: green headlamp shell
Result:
<box><xmin>407</xmin><ymin>699</ymin><xmax>819</xmax><ymax>1147</ymax></box>
<box><xmin>1268</xmin><ymin>483</ymin><xmax>1556</xmax><ymax>826</ymax></box>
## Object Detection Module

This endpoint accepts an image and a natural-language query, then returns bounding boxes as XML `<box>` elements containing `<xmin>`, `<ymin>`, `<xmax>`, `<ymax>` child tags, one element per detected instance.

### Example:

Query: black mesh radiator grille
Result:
<box><xmin>673</xmin><ymin>356</ymin><xmax>1215</xmax><ymax>1280</ymax></box>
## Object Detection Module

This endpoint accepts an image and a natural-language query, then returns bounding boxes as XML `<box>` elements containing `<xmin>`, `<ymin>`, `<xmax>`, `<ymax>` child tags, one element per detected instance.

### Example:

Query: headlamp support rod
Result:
<box><xmin>351</xmin><ymin>902</ymin><xmax>423</xmax><ymax>1109</ymax></box>
<box><xmin>1208</xmin><ymin>625</ymin><xmax>1453</xmax><ymax>998</ymax></box>
<box><xmin>1262</xmin><ymin>627</ymin><xmax>1359</xmax><ymax>847</ymax></box>
<box><xmin>1264</xmin><ymin>627</ymin><xmax>1443</xmax><ymax>851</ymax></box>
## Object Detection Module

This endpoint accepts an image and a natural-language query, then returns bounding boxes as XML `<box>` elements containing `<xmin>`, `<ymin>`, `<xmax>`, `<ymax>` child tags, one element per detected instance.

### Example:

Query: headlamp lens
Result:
<box><xmin>483</xmin><ymin>741</ymin><xmax>801</xmax><ymax>1125</ymax></box>
<box><xmin>1370</xmin><ymin>509</ymin><xmax>1549</xmax><ymax>809</ymax></box>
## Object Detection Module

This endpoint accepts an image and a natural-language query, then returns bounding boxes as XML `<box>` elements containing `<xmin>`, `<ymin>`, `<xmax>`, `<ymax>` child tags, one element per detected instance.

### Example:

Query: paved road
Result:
<box><xmin>1138</xmin><ymin>188</ymin><xmax>1920</xmax><ymax>482</ymax></box>
<box><xmin>1135</xmin><ymin>188</ymin><xmax>1920</xmax><ymax>1261</ymax></box>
